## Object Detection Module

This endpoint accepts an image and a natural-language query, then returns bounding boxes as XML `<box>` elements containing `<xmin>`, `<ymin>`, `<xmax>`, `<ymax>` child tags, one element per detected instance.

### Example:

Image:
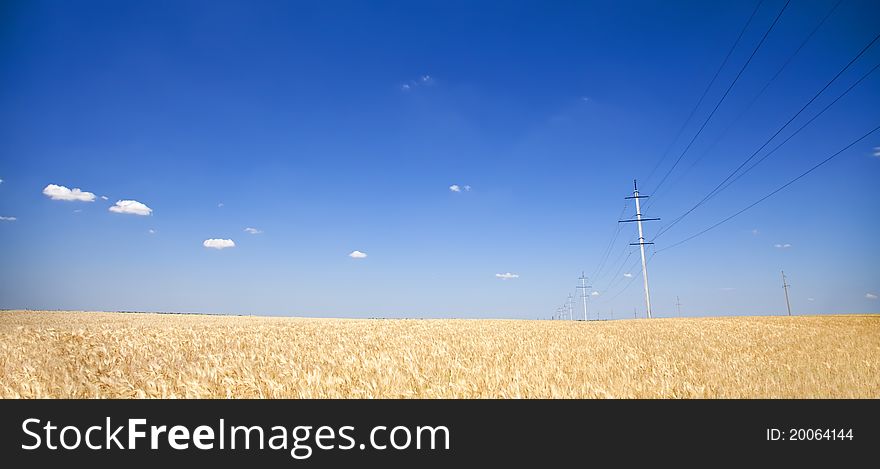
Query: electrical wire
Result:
<box><xmin>656</xmin><ymin>123</ymin><xmax>880</xmax><ymax>253</ymax></box>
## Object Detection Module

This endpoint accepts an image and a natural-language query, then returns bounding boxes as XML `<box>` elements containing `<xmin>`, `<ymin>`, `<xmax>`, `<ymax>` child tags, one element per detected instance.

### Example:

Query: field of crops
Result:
<box><xmin>0</xmin><ymin>311</ymin><xmax>877</xmax><ymax>398</ymax></box>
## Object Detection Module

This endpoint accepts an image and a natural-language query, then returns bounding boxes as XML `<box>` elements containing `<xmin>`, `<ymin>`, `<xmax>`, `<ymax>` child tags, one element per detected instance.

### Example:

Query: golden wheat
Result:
<box><xmin>0</xmin><ymin>311</ymin><xmax>877</xmax><ymax>398</ymax></box>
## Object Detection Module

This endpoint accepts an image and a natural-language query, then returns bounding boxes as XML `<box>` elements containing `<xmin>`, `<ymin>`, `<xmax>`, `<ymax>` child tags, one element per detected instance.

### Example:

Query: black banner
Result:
<box><xmin>0</xmin><ymin>400</ymin><xmax>875</xmax><ymax>466</ymax></box>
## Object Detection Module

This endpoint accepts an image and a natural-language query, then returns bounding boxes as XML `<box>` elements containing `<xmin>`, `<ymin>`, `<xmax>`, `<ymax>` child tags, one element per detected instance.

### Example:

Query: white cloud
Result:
<box><xmin>109</xmin><ymin>200</ymin><xmax>152</xmax><ymax>216</ymax></box>
<box><xmin>751</xmin><ymin>228</ymin><xmax>759</xmax><ymax>236</ymax></box>
<box><xmin>721</xmin><ymin>287</ymin><xmax>736</xmax><ymax>291</ymax></box>
<box><xmin>449</xmin><ymin>184</ymin><xmax>461</xmax><ymax>192</ymax></box>
<box><xmin>0</xmin><ymin>216</ymin><xmax>16</xmax><ymax>221</ymax></box>
<box><xmin>774</xmin><ymin>243</ymin><xmax>792</xmax><ymax>249</ymax></box>
<box><xmin>244</xmin><ymin>227</ymin><xmax>263</xmax><ymax>235</ymax></box>
<box><xmin>148</xmin><ymin>229</ymin><xmax>157</xmax><ymax>235</ymax></box>
<box><xmin>866</xmin><ymin>293</ymin><xmax>878</xmax><ymax>300</ymax></box>
<box><xmin>218</xmin><ymin>202</ymin><xmax>224</xmax><ymax>208</ymax></box>
<box><xmin>0</xmin><ymin>178</ymin><xmax>3</xmax><ymax>184</ymax></box>
<box><xmin>807</xmin><ymin>297</ymin><xmax>815</xmax><ymax>302</ymax></box>
<box><xmin>591</xmin><ymin>291</ymin><xmax>600</xmax><ymax>296</ymax></box>
<box><xmin>100</xmin><ymin>195</ymin><xmax>109</xmax><ymax>200</ymax></box>
<box><xmin>464</xmin><ymin>185</ymin><xmax>471</xmax><ymax>191</ymax></box>
<box><xmin>203</xmin><ymin>238</ymin><xmax>235</xmax><ymax>250</ymax></box>
<box><xmin>42</xmin><ymin>184</ymin><xmax>96</xmax><ymax>202</ymax></box>
<box><xmin>623</xmin><ymin>273</ymin><xmax>633</xmax><ymax>278</ymax></box>
<box><xmin>73</xmin><ymin>209</ymin><xmax>82</xmax><ymax>213</ymax></box>
<box><xmin>873</xmin><ymin>147</ymin><xmax>880</xmax><ymax>157</ymax></box>
<box><xmin>495</xmin><ymin>272</ymin><xmax>519</xmax><ymax>280</ymax></box>
<box><xmin>401</xmin><ymin>74</ymin><xmax>433</xmax><ymax>91</ymax></box>
<box><xmin>581</xmin><ymin>96</ymin><xmax>590</xmax><ymax>103</ymax></box>
<box><xmin>349</xmin><ymin>250</ymin><xmax>368</xmax><ymax>259</ymax></box>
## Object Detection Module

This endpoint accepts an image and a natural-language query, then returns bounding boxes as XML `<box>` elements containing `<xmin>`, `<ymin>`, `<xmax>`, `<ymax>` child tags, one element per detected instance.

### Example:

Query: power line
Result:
<box><xmin>593</xmin><ymin>232</ymin><xmax>637</xmax><ymax>289</ymax></box>
<box><xmin>650</xmin><ymin>0</ymin><xmax>792</xmax><ymax>196</ymax></box>
<box><xmin>590</xmin><ymin>201</ymin><xmax>629</xmax><ymax>282</ymax></box>
<box><xmin>656</xmin><ymin>123</ymin><xmax>880</xmax><ymax>253</ymax></box>
<box><xmin>598</xmin><ymin>248</ymin><xmax>635</xmax><ymax>293</ymax></box>
<box><xmin>654</xmin><ymin>30</ymin><xmax>880</xmax><ymax>240</ymax></box>
<box><xmin>647</xmin><ymin>0</ymin><xmax>844</xmax><ymax>208</ymax></box>
<box><xmin>599</xmin><ymin>253</ymin><xmax>641</xmax><ymax>298</ymax></box>
<box><xmin>642</xmin><ymin>0</ymin><xmax>766</xmax><ymax>188</ymax></box>
<box><xmin>714</xmin><ymin>60</ymin><xmax>880</xmax><ymax>196</ymax></box>
<box><xmin>602</xmin><ymin>253</ymin><xmax>656</xmax><ymax>304</ymax></box>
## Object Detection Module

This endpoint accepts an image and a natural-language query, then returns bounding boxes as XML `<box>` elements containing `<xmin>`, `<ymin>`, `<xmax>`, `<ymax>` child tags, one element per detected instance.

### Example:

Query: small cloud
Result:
<box><xmin>873</xmin><ymin>147</ymin><xmax>880</xmax><ymax>157</ymax></box>
<box><xmin>0</xmin><ymin>216</ymin><xmax>16</xmax><ymax>221</ymax></box>
<box><xmin>244</xmin><ymin>227</ymin><xmax>263</xmax><ymax>235</ymax></box>
<box><xmin>623</xmin><ymin>273</ymin><xmax>633</xmax><ymax>278</ymax></box>
<box><xmin>100</xmin><ymin>195</ymin><xmax>109</xmax><ymax>201</ymax></box>
<box><xmin>0</xmin><ymin>178</ymin><xmax>3</xmax><ymax>184</ymax></box>
<box><xmin>774</xmin><ymin>243</ymin><xmax>792</xmax><ymax>249</ymax></box>
<box><xmin>495</xmin><ymin>272</ymin><xmax>519</xmax><ymax>280</ymax></box>
<box><xmin>449</xmin><ymin>184</ymin><xmax>461</xmax><ymax>192</ymax></box>
<box><xmin>591</xmin><ymin>291</ymin><xmax>600</xmax><ymax>296</ymax></box>
<box><xmin>109</xmin><ymin>200</ymin><xmax>152</xmax><ymax>216</ymax></box>
<box><xmin>203</xmin><ymin>238</ymin><xmax>235</xmax><ymax>250</ymax></box>
<box><xmin>807</xmin><ymin>297</ymin><xmax>815</xmax><ymax>302</ymax></box>
<box><xmin>721</xmin><ymin>287</ymin><xmax>736</xmax><ymax>291</ymax></box>
<box><xmin>751</xmin><ymin>228</ymin><xmax>759</xmax><ymax>236</ymax></box>
<box><xmin>464</xmin><ymin>185</ymin><xmax>471</xmax><ymax>191</ymax></box>
<box><xmin>866</xmin><ymin>293</ymin><xmax>878</xmax><ymax>300</ymax></box>
<box><xmin>401</xmin><ymin>74</ymin><xmax>434</xmax><ymax>91</ymax></box>
<box><xmin>349</xmin><ymin>250</ymin><xmax>368</xmax><ymax>259</ymax></box>
<box><xmin>218</xmin><ymin>202</ymin><xmax>224</xmax><ymax>208</ymax></box>
<box><xmin>148</xmin><ymin>229</ymin><xmax>157</xmax><ymax>235</ymax></box>
<box><xmin>43</xmin><ymin>184</ymin><xmax>96</xmax><ymax>202</ymax></box>
<box><xmin>581</xmin><ymin>96</ymin><xmax>590</xmax><ymax>103</ymax></box>
<box><xmin>73</xmin><ymin>209</ymin><xmax>82</xmax><ymax>213</ymax></box>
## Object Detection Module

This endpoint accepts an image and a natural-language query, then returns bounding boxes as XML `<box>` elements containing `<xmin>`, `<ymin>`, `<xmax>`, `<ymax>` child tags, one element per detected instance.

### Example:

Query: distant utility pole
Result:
<box><xmin>634</xmin><ymin>307</ymin><xmax>637</xmax><ymax>319</ymax></box>
<box><xmin>676</xmin><ymin>296</ymin><xmax>682</xmax><ymax>317</ymax></box>
<box><xmin>781</xmin><ymin>270</ymin><xmax>792</xmax><ymax>316</ymax></box>
<box><xmin>577</xmin><ymin>272</ymin><xmax>592</xmax><ymax>321</ymax></box>
<box><xmin>567</xmin><ymin>294</ymin><xmax>574</xmax><ymax>320</ymax></box>
<box><xmin>619</xmin><ymin>179</ymin><xmax>660</xmax><ymax>319</ymax></box>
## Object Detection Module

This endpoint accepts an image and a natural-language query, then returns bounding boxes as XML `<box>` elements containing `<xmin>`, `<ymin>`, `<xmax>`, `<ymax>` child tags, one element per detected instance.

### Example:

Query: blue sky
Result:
<box><xmin>1</xmin><ymin>0</ymin><xmax>878</xmax><ymax>318</ymax></box>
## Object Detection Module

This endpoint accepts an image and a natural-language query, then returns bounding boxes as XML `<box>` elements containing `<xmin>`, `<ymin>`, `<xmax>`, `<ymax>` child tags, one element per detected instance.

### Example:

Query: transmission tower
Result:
<box><xmin>619</xmin><ymin>180</ymin><xmax>660</xmax><ymax>318</ymax></box>
<box><xmin>577</xmin><ymin>272</ymin><xmax>592</xmax><ymax>321</ymax></box>
<box><xmin>781</xmin><ymin>270</ymin><xmax>792</xmax><ymax>316</ymax></box>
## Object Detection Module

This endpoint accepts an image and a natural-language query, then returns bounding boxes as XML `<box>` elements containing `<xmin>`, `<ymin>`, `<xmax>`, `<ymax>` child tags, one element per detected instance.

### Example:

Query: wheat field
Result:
<box><xmin>0</xmin><ymin>310</ymin><xmax>877</xmax><ymax>398</ymax></box>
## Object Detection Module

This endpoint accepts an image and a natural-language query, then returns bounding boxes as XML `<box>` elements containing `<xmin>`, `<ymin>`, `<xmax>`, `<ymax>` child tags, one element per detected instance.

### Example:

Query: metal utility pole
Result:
<box><xmin>781</xmin><ymin>270</ymin><xmax>792</xmax><ymax>316</ymax></box>
<box><xmin>676</xmin><ymin>296</ymin><xmax>682</xmax><ymax>317</ymax></box>
<box><xmin>577</xmin><ymin>272</ymin><xmax>592</xmax><ymax>321</ymax></box>
<box><xmin>567</xmin><ymin>294</ymin><xmax>574</xmax><ymax>320</ymax></box>
<box><xmin>619</xmin><ymin>179</ymin><xmax>660</xmax><ymax>318</ymax></box>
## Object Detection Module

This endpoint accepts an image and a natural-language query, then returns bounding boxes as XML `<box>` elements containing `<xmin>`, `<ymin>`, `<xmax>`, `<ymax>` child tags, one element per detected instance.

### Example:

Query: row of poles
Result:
<box><xmin>550</xmin><ymin>179</ymin><xmax>794</xmax><ymax>320</ymax></box>
<box><xmin>552</xmin><ymin>179</ymin><xmax>657</xmax><ymax>321</ymax></box>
